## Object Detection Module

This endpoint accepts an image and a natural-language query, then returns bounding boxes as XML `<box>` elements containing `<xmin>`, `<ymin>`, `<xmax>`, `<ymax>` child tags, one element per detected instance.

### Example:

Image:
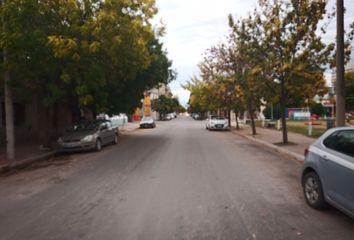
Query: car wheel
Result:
<box><xmin>303</xmin><ymin>172</ymin><xmax>327</xmax><ymax>209</ymax></box>
<box><xmin>113</xmin><ymin>134</ymin><xmax>118</xmax><ymax>144</ymax></box>
<box><xmin>95</xmin><ymin>139</ymin><xmax>102</xmax><ymax>152</ymax></box>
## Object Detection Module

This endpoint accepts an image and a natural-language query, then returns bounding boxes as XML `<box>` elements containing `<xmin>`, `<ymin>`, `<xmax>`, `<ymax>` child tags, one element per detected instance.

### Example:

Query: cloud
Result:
<box><xmin>155</xmin><ymin>0</ymin><xmax>354</xmax><ymax>105</ymax></box>
<box><xmin>155</xmin><ymin>0</ymin><xmax>257</xmax><ymax>105</ymax></box>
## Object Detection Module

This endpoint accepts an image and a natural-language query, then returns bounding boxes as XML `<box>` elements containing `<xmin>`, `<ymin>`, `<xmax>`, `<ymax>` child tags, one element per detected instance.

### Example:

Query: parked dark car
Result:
<box><xmin>302</xmin><ymin>127</ymin><xmax>354</xmax><ymax>218</ymax></box>
<box><xmin>58</xmin><ymin>120</ymin><xmax>118</xmax><ymax>152</ymax></box>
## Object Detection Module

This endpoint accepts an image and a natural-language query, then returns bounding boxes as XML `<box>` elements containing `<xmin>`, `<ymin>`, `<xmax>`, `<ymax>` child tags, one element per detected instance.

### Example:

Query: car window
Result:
<box><xmin>323</xmin><ymin>130</ymin><xmax>354</xmax><ymax>157</ymax></box>
<box><xmin>74</xmin><ymin>121</ymin><xmax>99</xmax><ymax>131</ymax></box>
<box><xmin>211</xmin><ymin>116</ymin><xmax>224</xmax><ymax>120</ymax></box>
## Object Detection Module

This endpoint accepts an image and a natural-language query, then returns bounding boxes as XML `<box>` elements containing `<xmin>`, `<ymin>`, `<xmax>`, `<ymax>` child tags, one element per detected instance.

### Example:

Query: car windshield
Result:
<box><xmin>142</xmin><ymin>117</ymin><xmax>153</xmax><ymax>121</ymax></box>
<box><xmin>211</xmin><ymin>116</ymin><xmax>225</xmax><ymax>120</ymax></box>
<box><xmin>73</xmin><ymin>121</ymin><xmax>100</xmax><ymax>131</ymax></box>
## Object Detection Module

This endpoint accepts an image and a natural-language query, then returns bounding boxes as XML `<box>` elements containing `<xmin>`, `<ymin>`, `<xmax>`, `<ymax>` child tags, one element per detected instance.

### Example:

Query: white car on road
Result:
<box><xmin>206</xmin><ymin>115</ymin><xmax>229</xmax><ymax>130</ymax></box>
<box><xmin>140</xmin><ymin>116</ymin><xmax>156</xmax><ymax>128</ymax></box>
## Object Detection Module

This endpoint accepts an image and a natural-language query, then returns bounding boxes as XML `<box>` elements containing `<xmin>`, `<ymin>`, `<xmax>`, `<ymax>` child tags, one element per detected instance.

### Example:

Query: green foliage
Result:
<box><xmin>151</xmin><ymin>95</ymin><xmax>179</xmax><ymax>115</ymax></box>
<box><xmin>311</xmin><ymin>103</ymin><xmax>325</xmax><ymax>116</ymax></box>
<box><xmin>256</xmin><ymin>0</ymin><xmax>332</xmax><ymax>142</ymax></box>
<box><xmin>186</xmin><ymin>0</ymin><xmax>333</xmax><ymax>141</ymax></box>
<box><xmin>263</xmin><ymin>104</ymin><xmax>282</xmax><ymax>120</ymax></box>
<box><xmin>346</xmin><ymin>71</ymin><xmax>354</xmax><ymax>109</ymax></box>
<box><xmin>0</xmin><ymin>0</ymin><xmax>175</xmax><ymax>115</ymax></box>
<box><xmin>183</xmin><ymin>77</ymin><xmax>213</xmax><ymax>114</ymax></box>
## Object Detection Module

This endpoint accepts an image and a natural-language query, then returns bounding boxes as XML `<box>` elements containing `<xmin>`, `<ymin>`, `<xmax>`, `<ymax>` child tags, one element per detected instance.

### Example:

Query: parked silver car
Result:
<box><xmin>302</xmin><ymin>127</ymin><xmax>354</xmax><ymax>218</ymax></box>
<box><xmin>58</xmin><ymin>120</ymin><xmax>118</xmax><ymax>152</ymax></box>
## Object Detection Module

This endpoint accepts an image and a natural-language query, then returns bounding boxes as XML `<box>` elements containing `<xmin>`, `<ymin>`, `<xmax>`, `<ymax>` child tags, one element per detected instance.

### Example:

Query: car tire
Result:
<box><xmin>303</xmin><ymin>171</ymin><xmax>327</xmax><ymax>210</ymax></box>
<box><xmin>113</xmin><ymin>134</ymin><xmax>118</xmax><ymax>145</ymax></box>
<box><xmin>95</xmin><ymin>139</ymin><xmax>102</xmax><ymax>152</ymax></box>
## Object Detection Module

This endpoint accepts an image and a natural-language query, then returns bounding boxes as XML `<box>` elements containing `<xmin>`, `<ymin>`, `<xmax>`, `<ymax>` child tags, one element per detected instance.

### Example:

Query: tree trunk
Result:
<box><xmin>235</xmin><ymin>111</ymin><xmax>240</xmax><ymax>130</ymax></box>
<box><xmin>43</xmin><ymin>106</ymin><xmax>54</xmax><ymax>148</ymax></box>
<box><xmin>3</xmin><ymin>0</ymin><xmax>15</xmax><ymax>160</ymax></box>
<box><xmin>228</xmin><ymin>109</ymin><xmax>231</xmax><ymax>127</ymax></box>
<box><xmin>248</xmin><ymin>100</ymin><xmax>256</xmax><ymax>135</ymax></box>
<box><xmin>280</xmin><ymin>83</ymin><xmax>288</xmax><ymax>143</ymax></box>
<box><xmin>4</xmin><ymin>68</ymin><xmax>15</xmax><ymax>160</ymax></box>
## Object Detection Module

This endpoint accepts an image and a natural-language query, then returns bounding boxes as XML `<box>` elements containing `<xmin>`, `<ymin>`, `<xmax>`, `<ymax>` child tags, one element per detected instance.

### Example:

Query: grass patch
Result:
<box><xmin>245</xmin><ymin>119</ymin><xmax>327</xmax><ymax>138</ymax></box>
<box><xmin>287</xmin><ymin>125</ymin><xmax>326</xmax><ymax>138</ymax></box>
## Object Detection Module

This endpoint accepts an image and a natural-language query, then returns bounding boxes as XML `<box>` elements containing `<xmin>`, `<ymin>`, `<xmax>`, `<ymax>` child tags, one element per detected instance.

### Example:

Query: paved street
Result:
<box><xmin>0</xmin><ymin>117</ymin><xmax>353</xmax><ymax>240</ymax></box>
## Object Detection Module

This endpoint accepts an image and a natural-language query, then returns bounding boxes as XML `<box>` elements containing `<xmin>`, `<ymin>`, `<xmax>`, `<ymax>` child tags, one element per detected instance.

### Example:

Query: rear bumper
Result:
<box><xmin>140</xmin><ymin>123</ymin><xmax>155</xmax><ymax>128</ymax></box>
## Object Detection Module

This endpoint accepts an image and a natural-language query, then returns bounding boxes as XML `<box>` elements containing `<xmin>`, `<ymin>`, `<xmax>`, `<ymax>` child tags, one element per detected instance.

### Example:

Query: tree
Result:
<box><xmin>183</xmin><ymin>77</ymin><xmax>212</xmax><ymax>115</ymax></box>
<box><xmin>151</xmin><ymin>95</ymin><xmax>179</xmax><ymax>117</ymax></box>
<box><xmin>226</xmin><ymin>13</ymin><xmax>266</xmax><ymax>135</ymax></box>
<box><xmin>311</xmin><ymin>103</ymin><xmax>325</xmax><ymax>117</ymax></box>
<box><xmin>0</xmin><ymin>0</ymin><xmax>175</xmax><ymax>150</ymax></box>
<box><xmin>345</xmin><ymin>70</ymin><xmax>354</xmax><ymax>109</ymax></box>
<box><xmin>256</xmin><ymin>0</ymin><xmax>332</xmax><ymax>143</ymax></box>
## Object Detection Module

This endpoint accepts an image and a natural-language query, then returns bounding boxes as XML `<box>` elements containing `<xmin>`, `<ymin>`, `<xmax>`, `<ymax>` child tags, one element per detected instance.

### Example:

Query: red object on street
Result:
<box><xmin>133</xmin><ymin>115</ymin><xmax>140</xmax><ymax>122</ymax></box>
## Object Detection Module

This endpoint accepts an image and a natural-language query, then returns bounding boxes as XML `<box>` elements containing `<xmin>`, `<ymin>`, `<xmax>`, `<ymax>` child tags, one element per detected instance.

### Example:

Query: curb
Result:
<box><xmin>119</xmin><ymin>126</ymin><xmax>139</xmax><ymax>133</ymax></box>
<box><xmin>0</xmin><ymin>151</ymin><xmax>57</xmax><ymax>174</ymax></box>
<box><xmin>231</xmin><ymin>130</ymin><xmax>305</xmax><ymax>163</ymax></box>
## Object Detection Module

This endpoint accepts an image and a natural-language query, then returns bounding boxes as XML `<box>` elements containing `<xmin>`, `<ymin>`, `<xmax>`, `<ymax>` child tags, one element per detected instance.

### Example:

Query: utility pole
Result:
<box><xmin>336</xmin><ymin>0</ymin><xmax>346</xmax><ymax>127</ymax></box>
<box><xmin>2</xmin><ymin>0</ymin><xmax>15</xmax><ymax>160</ymax></box>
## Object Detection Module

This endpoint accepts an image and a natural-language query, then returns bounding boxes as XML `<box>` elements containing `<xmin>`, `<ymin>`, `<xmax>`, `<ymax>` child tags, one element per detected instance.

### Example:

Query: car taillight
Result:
<box><xmin>304</xmin><ymin>147</ymin><xmax>309</xmax><ymax>157</ymax></box>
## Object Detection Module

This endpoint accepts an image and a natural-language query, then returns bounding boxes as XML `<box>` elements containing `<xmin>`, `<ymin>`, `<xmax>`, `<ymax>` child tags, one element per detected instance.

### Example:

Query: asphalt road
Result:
<box><xmin>0</xmin><ymin>117</ymin><xmax>353</xmax><ymax>240</ymax></box>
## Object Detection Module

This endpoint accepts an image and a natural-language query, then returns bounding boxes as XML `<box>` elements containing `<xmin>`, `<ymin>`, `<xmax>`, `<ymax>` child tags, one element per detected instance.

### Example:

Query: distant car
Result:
<box><xmin>58</xmin><ymin>120</ymin><xmax>118</xmax><ymax>152</ymax></box>
<box><xmin>206</xmin><ymin>115</ymin><xmax>229</xmax><ymax>130</ymax></box>
<box><xmin>140</xmin><ymin>116</ymin><xmax>156</xmax><ymax>128</ymax></box>
<box><xmin>192</xmin><ymin>113</ymin><xmax>202</xmax><ymax>120</ymax></box>
<box><xmin>170</xmin><ymin>112</ymin><xmax>177</xmax><ymax>118</ymax></box>
<box><xmin>163</xmin><ymin>114</ymin><xmax>172</xmax><ymax>121</ymax></box>
<box><xmin>302</xmin><ymin>127</ymin><xmax>354</xmax><ymax>218</ymax></box>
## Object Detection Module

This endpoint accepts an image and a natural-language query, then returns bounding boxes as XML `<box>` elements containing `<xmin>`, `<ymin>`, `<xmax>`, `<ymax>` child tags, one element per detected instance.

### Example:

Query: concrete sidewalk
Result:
<box><xmin>119</xmin><ymin>122</ymin><xmax>139</xmax><ymax>133</ymax></box>
<box><xmin>231</xmin><ymin>124</ymin><xmax>316</xmax><ymax>162</ymax></box>
<box><xmin>0</xmin><ymin>142</ymin><xmax>56</xmax><ymax>173</ymax></box>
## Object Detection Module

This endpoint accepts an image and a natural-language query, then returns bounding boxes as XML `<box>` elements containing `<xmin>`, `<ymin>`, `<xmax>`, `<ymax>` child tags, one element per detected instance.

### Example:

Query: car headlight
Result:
<box><xmin>81</xmin><ymin>135</ymin><xmax>94</xmax><ymax>142</ymax></box>
<box><xmin>57</xmin><ymin>137</ymin><xmax>63</xmax><ymax>143</ymax></box>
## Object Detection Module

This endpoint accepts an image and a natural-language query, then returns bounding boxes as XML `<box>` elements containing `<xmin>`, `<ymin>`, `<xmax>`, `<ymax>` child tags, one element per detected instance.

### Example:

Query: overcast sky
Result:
<box><xmin>154</xmin><ymin>0</ymin><xmax>354</xmax><ymax>107</ymax></box>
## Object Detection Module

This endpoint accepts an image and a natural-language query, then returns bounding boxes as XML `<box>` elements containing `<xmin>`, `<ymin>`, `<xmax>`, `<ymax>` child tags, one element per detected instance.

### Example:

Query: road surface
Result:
<box><xmin>0</xmin><ymin>117</ymin><xmax>353</xmax><ymax>240</ymax></box>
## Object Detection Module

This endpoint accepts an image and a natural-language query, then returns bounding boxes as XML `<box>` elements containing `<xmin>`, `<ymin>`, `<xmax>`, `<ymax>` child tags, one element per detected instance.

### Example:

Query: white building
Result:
<box><xmin>149</xmin><ymin>84</ymin><xmax>173</xmax><ymax>101</ymax></box>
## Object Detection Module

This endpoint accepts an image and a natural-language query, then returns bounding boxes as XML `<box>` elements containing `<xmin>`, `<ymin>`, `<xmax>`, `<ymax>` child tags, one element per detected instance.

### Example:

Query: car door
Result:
<box><xmin>106</xmin><ymin>121</ymin><xmax>116</xmax><ymax>142</ymax></box>
<box><xmin>99</xmin><ymin>123</ymin><xmax>110</xmax><ymax>145</ymax></box>
<box><xmin>321</xmin><ymin>130</ymin><xmax>354</xmax><ymax>213</ymax></box>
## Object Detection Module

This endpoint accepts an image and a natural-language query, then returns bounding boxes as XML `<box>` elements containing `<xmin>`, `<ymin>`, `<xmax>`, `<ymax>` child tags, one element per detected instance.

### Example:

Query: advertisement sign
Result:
<box><xmin>143</xmin><ymin>94</ymin><xmax>151</xmax><ymax>117</ymax></box>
